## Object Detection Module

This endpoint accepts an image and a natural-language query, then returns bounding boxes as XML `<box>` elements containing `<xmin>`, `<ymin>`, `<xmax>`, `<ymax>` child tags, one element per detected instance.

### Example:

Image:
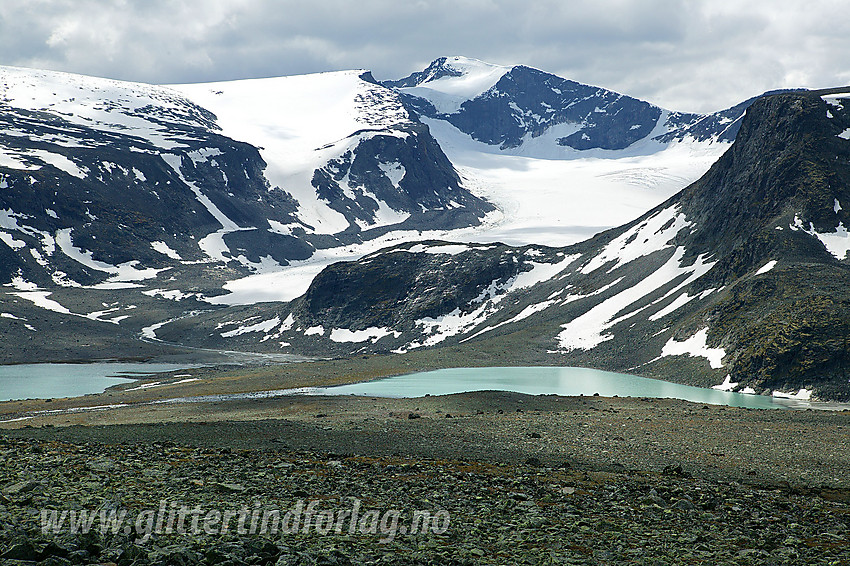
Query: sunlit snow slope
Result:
<box><xmin>173</xmin><ymin>71</ymin><xmax>425</xmax><ymax>234</ymax></box>
<box><xmin>384</xmin><ymin>56</ymin><xmax>740</xmax><ymax>247</ymax></box>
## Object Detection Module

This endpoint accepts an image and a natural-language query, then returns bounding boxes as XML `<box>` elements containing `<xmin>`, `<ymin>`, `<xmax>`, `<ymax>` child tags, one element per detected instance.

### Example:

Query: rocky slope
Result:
<box><xmin>161</xmin><ymin>90</ymin><xmax>850</xmax><ymax>401</ymax></box>
<box><xmin>1</xmin><ymin>396</ymin><xmax>849</xmax><ymax>565</ymax></box>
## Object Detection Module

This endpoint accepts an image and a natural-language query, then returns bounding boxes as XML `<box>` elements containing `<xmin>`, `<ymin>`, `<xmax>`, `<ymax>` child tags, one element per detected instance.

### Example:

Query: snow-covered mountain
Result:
<box><xmin>162</xmin><ymin>89</ymin><xmax>850</xmax><ymax>401</ymax></box>
<box><xmin>380</xmin><ymin>56</ymin><xmax>747</xmax><ymax>248</ymax></box>
<box><xmin>5</xmin><ymin>57</ymin><xmax>818</xmax><ymax>390</ymax></box>
<box><xmin>171</xmin><ymin>71</ymin><xmax>492</xmax><ymax>237</ymax></box>
<box><xmin>0</xmin><ymin>66</ymin><xmax>492</xmax><ymax>290</ymax></box>
<box><xmin>0</xmin><ymin>59</ymin><xmax>740</xmax><ymax>310</ymax></box>
<box><xmin>385</xmin><ymin>56</ymin><xmax>745</xmax><ymax>154</ymax></box>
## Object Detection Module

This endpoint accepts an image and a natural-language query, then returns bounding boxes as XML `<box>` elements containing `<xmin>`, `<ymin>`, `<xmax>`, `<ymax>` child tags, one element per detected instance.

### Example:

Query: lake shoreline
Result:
<box><xmin>2</xmin><ymin>353</ymin><xmax>849</xmax><ymax>489</ymax></box>
<box><xmin>2</xmin><ymin>357</ymin><xmax>848</xmax><ymax>415</ymax></box>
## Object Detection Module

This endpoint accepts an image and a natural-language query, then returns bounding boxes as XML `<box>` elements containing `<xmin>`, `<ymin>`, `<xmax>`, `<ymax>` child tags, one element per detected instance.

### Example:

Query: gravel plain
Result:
<box><xmin>1</xmin><ymin>356</ymin><xmax>849</xmax><ymax>564</ymax></box>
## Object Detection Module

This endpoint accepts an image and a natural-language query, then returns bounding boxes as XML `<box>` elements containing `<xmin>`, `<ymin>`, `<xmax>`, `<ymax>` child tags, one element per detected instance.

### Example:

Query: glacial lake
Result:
<box><xmin>304</xmin><ymin>367</ymin><xmax>811</xmax><ymax>410</ymax></box>
<box><xmin>0</xmin><ymin>363</ymin><xmax>198</xmax><ymax>402</ymax></box>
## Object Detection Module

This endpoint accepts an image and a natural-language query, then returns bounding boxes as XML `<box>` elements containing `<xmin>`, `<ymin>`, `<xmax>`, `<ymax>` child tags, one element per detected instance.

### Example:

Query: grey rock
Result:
<box><xmin>2</xmin><ymin>481</ymin><xmax>39</xmax><ymax>496</ymax></box>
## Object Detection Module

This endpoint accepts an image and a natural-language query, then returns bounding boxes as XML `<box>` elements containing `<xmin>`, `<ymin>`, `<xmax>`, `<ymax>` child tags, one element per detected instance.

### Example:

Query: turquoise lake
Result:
<box><xmin>0</xmin><ymin>363</ymin><xmax>196</xmax><ymax>402</ymax></box>
<box><xmin>307</xmin><ymin>366</ymin><xmax>804</xmax><ymax>409</ymax></box>
<box><xmin>1</xmin><ymin>364</ymin><xmax>827</xmax><ymax>410</ymax></box>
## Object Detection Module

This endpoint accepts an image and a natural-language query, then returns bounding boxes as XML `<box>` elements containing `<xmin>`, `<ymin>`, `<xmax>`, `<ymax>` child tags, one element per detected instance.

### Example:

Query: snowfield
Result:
<box><xmin>0</xmin><ymin>62</ymin><xmax>732</xmax><ymax>341</ymax></box>
<box><xmin>171</xmin><ymin>71</ymin><xmax>412</xmax><ymax>235</ymax></box>
<box><xmin>423</xmin><ymin>118</ymin><xmax>728</xmax><ymax>249</ymax></box>
<box><xmin>201</xmin><ymin>118</ymin><xmax>728</xmax><ymax>305</ymax></box>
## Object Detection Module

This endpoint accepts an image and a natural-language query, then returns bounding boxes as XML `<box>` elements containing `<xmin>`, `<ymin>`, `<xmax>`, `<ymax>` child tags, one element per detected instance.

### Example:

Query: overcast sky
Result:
<box><xmin>1</xmin><ymin>0</ymin><xmax>849</xmax><ymax>113</ymax></box>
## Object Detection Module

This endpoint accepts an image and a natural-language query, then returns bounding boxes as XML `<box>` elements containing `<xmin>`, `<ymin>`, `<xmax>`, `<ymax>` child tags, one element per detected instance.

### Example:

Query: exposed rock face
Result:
<box><xmin>389</xmin><ymin>59</ymin><xmax>671</xmax><ymax>150</ymax></box>
<box><xmin>310</xmin><ymin>122</ymin><xmax>493</xmax><ymax>238</ymax></box>
<box><xmin>666</xmin><ymin>90</ymin><xmax>850</xmax><ymax>399</ymax></box>
<box><xmin>0</xmin><ymin>101</ymin><xmax>304</xmax><ymax>287</ymax></box>
<box><xmin>298</xmin><ymin>242</ymin><xmax>549</xmax><ymax>329</ymax></box>
<box><xmin>408</xmin><ymin>64</ymin><xmax>665</xmax><ymax>150</ymax></box>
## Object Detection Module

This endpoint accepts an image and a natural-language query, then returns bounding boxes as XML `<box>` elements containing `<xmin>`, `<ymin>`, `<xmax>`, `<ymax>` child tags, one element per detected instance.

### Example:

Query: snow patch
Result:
<box><xmin>361</xmin><ymin>192</ymin><xmax>410</xmax><ymax>228</ymax></box>
<box><xmin>580</xmin><ymin>206</ymin><xmax>691</xmax><ymax>274</ymax></box>
<box><xmin>464</xmin><ymin>299</ymin><xmax>558</xmax><ymax>341</ymax></box>
<box><xmin>822</xmin><ymin>94</ymin><xmax>848</xmax><ymax>111</ymax></box>
<box><xmin>143</xmin><ymin>289</ymin><xmax>192</xmax><ymax>301</ymax></box>
<box><xmin>660</xmin><ymin>328</ymin><xmax>725</xmax><ymax>369</ymax></box>
<box><xmin>28</xmin><ymin>150</ymin><xmax>88</xmax><ymax>179</ymax></box>
<box><xmin>187</xmin><ymin>147</ymin><xmax>223</xmax><ymax>164</ymax></box>
<box><xmin>399</xmin><ymin>56</ymin><xmax>510</xmax><ymax>114</ymax></box>
<box><xmin>10</xmin><ymin>276</ymin><xmax>39</xmax><ymax>291</ymax></box>
<box><xmin>648</xmin><ymin>293</ymin><xmax>696</xmax><ymax>321</ymax></box>
<box><xmin>329</xmin><ymin>327</ymin><xmax>400</xmax><ymax>343</ymax></box>
<box><xmin>755</xmin><ymin>260</ymin><xmax>777</xmax><ymax>275</ymax></box>
<box><xmin>711</xmin><ymin>374</ymin><xmax>739</xmax><ymax>392</ymax></box>
<box><xmin>406</xmin><ymin>243</ymin><xmax>471</xmax><ymax>255</ymax></box>
<box><xmin>161</xmin><ymin>154</ymin><xmax>248</xmax><ymax>262</ymax></box>
<box><xmin>268</xmin><ymin>220</ymin><xmax>297</xmax><ymax>236</ymax></box>
<box><xmin>11</xmin><ymin>291</ymin><xmax>72</xmax><ymax>315</ymax></box>
<box><xmin>378</xmin><ymin>161</ymin><xmax>406</xmax><ymax>187</ymax></box>
<box><xmin>772</xmin><ymin>388</ymin><xmax>812</xmax><ymax>400</ymax></box>
<box><xmin>151</xmin><ymin>241</ymin><xmax>182</xmax><ymax>260</ymax></box>
<box><xmin>513</xmin><ymin>255</ymin><xmax>580</xmax><ymax>289</ymax></box>
<box><xmin>411</xmin><ymin>303</ymin><xmax>493</xmax><ymax>348</ymax></box>
<box><xmin>141</xmin><ymin>319</ymin><xmax>177</xmax><ymax>340</ymax></box>
<box><xmin>56</xmin><ymin>228</ymin><xmax>165</xmax><ymax>281</ymax></box>
<box><xmin>221</xmin><ymin>317</ymin><xmax>281</xmax><ymax>338</ymax></box>
<box><xmin>557</xmin><ymin>247</ymin><xmax>715</xmax><ymax>350</ymax></box>
<box><xmin>0</xmin><ymin>231</ymin><xmax>26</xmax><ymax>250</ymax></box>
<box><xmin>279</xmin><ymin>314</ymin><xmax>295</xmax><ymax>332</ymax></box>
<box><xmin>792</xmin><ymin>217</ymin><xmax>850</xmax><ymax>260</ymax></box>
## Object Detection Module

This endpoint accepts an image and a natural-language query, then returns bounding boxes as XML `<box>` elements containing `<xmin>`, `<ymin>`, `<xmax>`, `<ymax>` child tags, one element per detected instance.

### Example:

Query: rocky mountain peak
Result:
<box><xmin>383</xmin><ymin>56</ymin><xmax>508</xmax><ymax>90</ymax></box>
<box><xmin>671</xmin><ymin>90</ymin><xmax>850</xmax><ymax>276</ymax></box>
<box><xmin>384</xmin><ymin>55</ymin><xmax>757</xmax><ymax>153</ymax></box>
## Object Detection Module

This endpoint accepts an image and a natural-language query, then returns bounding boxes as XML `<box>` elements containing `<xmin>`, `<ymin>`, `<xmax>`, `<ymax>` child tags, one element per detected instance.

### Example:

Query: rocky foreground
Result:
<box><xmin>1</xmin><ymin>391</ymin><xmax>850</xmax><ymax>565</ymax></box>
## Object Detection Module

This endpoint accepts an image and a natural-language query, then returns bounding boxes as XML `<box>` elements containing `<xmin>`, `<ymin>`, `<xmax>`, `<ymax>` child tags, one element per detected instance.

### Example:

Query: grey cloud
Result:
<box><xmin>0</xmin><ymin>0</ymin><xmax>849</xmax><ymax>113</ymax></box>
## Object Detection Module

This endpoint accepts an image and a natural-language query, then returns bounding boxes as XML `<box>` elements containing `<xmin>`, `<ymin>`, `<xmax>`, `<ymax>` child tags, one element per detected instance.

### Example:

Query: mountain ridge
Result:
<box><xmin>158</xmin><ymin>89</ymin><xmax>850</xmax><ymax>400</ymax></box>
<box><xmin>383</xmin><ymin>56</ymin><xmax>760</xmax><ymax>155</ymax></box>
<box><xmin>4</xmin><ymin>60</ymin><xmax>847</xmax><ymax>400</ymax></box>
